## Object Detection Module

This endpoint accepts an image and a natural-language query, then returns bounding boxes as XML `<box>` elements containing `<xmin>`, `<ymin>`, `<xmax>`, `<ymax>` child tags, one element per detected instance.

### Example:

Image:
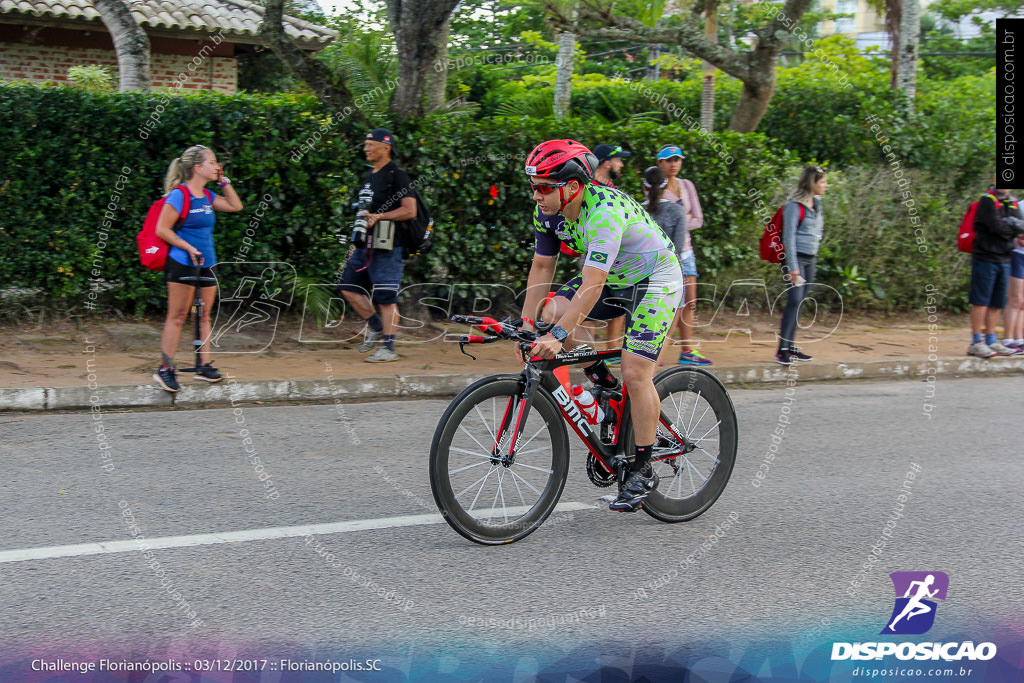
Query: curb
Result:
<box><xmin>3</xmin><ymin>358</ymin><xmax>1023</xmax><ymax>412</ymax></box>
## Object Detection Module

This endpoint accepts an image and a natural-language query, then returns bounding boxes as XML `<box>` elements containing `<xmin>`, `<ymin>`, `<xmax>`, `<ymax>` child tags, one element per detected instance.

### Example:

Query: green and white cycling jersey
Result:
<box><xmin>535</xmin><ymin>184</ymin><xmax>677</xmax><ymax>288</ymax></box>
<box><xmin>535</xmin><ymin>183</ymin><xmax>684</xmax><ymax>362</ymax></box>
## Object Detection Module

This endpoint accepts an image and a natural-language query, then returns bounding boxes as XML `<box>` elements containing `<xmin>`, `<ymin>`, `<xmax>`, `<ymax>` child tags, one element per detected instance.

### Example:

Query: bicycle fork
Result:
<box><xmin>489</xmin><ymin>365</ymin><xmax>544</xmax><ymax>467</ymax></box>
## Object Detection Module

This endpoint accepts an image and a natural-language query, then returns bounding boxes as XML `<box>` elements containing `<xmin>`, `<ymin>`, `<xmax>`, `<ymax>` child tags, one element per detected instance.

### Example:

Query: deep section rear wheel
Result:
<box><xmin>429</xmin><ymin>376</ymin><xmax>570</xmax><ymax>544</ymax></box>
<box><xmin>623</xmin><ymin>368</ymin><xmax>737</xmax><ymax>522</ymax></box>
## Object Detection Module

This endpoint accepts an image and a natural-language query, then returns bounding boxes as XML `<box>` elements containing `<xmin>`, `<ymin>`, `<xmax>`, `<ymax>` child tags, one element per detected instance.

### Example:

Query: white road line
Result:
<box><xmin>0</xmin><ymin>502</ymin><xmax>598</xmax><ymax>564</ymax></box>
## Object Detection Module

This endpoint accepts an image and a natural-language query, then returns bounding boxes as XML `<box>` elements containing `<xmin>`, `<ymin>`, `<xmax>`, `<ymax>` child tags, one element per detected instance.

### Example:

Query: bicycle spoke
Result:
<box><xmin>514</xmin><ymin>462</ymin><xmax>554</xmax><ymax>475</ymax></box>
<box><xmin>693</xmin><ymin>445</ymin><xmax>721</xmax><ymax>464</ymax></box>
<box><xmin>517</xmin><ymin>424</ymin><xmax>549</xmax><ymax>452</ymax></box>
<box><xmin>507</xmin><ymin>467</ymin><xmax>544</xmax><ymax>496</ymax></box>
<box><xmin>459</xmin><ymin>424</ymin><xmax>495</xmax><ymax>456</ymax></box>
<box><xmin>474</xmin><ymin>403</ymin><xmax>498</xmax><ymax>444</ymax></box>
<box><xmin>460</xmin><ymin>466</ymin><xmax>497</xmax><ymax>509</ymax></box>
<box><xmin>508</xmin><ymin>467</ymin><xmax>529</xmax><ymax>507</ymax></box>
<box><xmin>450</xmin><ymin>447</ymin><xmax>492</xmax><ymax>459</ymax></box>
<box><xmin>685</xmin><ymin>458</ymin><xmax>709</xmax><ymax>485</ymax></box>
<box><xmin>449</xmin><ymin>460</ymin><xmax>490</xmax><ymax>475</ymax></box>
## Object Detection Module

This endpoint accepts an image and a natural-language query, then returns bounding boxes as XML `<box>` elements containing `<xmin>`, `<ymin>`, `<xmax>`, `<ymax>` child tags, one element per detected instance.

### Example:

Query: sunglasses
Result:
<box><xmin>529</xmin><ymin>180</ymin><xmax>569</xmax><ymax>195</ymax></box>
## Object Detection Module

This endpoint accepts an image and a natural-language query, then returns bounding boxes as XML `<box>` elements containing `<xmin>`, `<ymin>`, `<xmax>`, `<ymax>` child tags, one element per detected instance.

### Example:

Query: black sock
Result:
<box><xmin>634</xmin><ymin>444</ymin><xmax>654</xmax><ymax>472</ymax></box>
<box><xmin>366</xmin><ymin>313</ymin><xmax>383</xmax><ymax>333</ymax></box>
<box><xmin>383</xmin><ymin>334</ymin><xmax>395</xmax><ymax>351</ymax></box>
<box><xmin>584</xmin><ymin>360</ymin><xmax>618</xmax><ymax>389</ymax></box>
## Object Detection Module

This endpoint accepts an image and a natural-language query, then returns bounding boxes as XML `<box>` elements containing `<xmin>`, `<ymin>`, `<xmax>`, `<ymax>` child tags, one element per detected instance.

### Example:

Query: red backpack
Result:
<box><xmin>136</xmin><ymin>185</ymin><xmax>212</xmax><ymax>270</ymax></box>
<box><xmin>958</xmin><ymin>191</ymin><xmax>1014</xmax><ymax>254</ymax></box>
<box><xmin>760</xmin><ymin>202</ymin><xmax>805</xmax><ymax>263</ymax></box>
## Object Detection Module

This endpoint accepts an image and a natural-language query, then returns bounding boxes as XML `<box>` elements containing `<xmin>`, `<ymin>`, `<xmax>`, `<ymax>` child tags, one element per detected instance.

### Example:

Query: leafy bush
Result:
<box><xmin>0</xmin><ymin>85</ymin><xmax>794</xmax><ymax>315</ymax></box>
<box><xmin>0</xmin><ymin>82</ymin><xmax>987</xmax><ymax>316</ymax></box>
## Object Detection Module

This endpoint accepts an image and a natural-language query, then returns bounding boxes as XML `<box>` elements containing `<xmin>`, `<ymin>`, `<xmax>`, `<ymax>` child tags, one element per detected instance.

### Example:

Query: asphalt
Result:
<box><xmin>2</xmin><ymin>314</ymin><xmax>1022</xmax><ymax>411</ymax></box>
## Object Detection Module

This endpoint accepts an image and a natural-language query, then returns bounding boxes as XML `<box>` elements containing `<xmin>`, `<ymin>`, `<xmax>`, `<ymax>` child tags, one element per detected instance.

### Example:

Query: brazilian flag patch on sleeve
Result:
<box><xmin>589</xmin><ymin>252</ymin><xmax>609</xmax><ymax>264</ymax></box>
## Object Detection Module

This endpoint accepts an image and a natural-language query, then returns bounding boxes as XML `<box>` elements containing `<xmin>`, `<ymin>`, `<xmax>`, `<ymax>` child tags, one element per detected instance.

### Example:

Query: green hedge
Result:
<box><xmin>0</xmin><ymin>83</ymin><xmax>988</xmax><ymax>315</ymax></box>
<box><xmin>0</xmin><ymin>85</ymin><xmax>794</xmax><ymax>314</ymax></box>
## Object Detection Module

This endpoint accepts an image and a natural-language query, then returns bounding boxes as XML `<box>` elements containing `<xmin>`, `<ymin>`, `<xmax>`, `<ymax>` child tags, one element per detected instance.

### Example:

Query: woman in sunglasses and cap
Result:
<box><xmin>656</xmin><ymin>144</ymin><xmax>710</xmax><ymax>366</ymax></box>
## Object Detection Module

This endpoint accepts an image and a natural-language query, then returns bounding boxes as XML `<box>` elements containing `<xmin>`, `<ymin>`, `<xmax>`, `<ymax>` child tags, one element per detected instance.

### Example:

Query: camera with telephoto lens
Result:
<box><xmin>350</xmin><ymin>186</ymin><xmax>374</xmax><ymax>247</ymax></box>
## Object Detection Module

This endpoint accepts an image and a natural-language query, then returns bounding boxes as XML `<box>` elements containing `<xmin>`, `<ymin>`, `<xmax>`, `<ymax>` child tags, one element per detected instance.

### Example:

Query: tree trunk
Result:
<box><xmin>426</xmin><ymin>16</ymin><xmax>452</xmax><ymax>112</ymax></box>
<box><xmin>552</xmin><ymin>0</ymin><xmax>814</xmax><ymax>132</ymax></box>
<box><xmin>647</xmin><ymin>43</ymin><xmax>661</xmax><ymax>80</ymax></box>
<box><xmin>700</xmin><ymin>0</ymin><xmax>718</xmax><ymax>130</ymax></box>
<box><xmin>729</xmin><ymin>77</ymin><xmax>774</xmax><ymax>133</ymax></box>
<box><xmin>895</xmin><ymin>0</ymin><xmax>919</xmax><ymax>113</ymax></box>
<box><xmin>387</xmin><ymin>0</ymin><xmax>461</xmax><ymax>120</ymax></box>
<box><xmin>886</xmin><ymin>0</ymin><xmax>902</xmax><ymax>88</ymax></box>
<box><xmin>553</xmin><ymin>24</ymin><xmax>576</xmax><ymax>120</ymax></box>
<box><xmin>93</xmin><ymin>0</ymin><xmax>150</xmax><ymax>92</ymax></box>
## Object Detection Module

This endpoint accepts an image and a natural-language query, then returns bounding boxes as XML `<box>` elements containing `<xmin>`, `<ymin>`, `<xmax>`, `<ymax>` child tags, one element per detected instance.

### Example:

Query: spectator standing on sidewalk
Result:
<box><xmin>969</xmin><ymin>183</ymin><xmax>1024</xmax><ymax>357</ymax></box>
<box><xmin>1003</xmin><ymin>233</ymin><xmax>1024</xmax><ymax>350</ymax></box>
<box><xmin>657</xmin><ymin>144</ymin><xmax>709</xmax><ymax>365</ymax></box>
<box><xmin>641</xmin><ymin>165</ymin><xmax>690</xmax><ymax>366</ymax></box>
<box><xmin>153</xmin><ymin>144</ymin><xmax>243</xmax><ymax>392</ymax></box>
<box><xmin>592</xmin><ymin>144</ymin><xmax>631</xmax><ymax>188</ymax></box>
<box><xmin>776</xmin><ymin>165</ymin><xmax>827</xmax><ymax>366</ymax></box>
<box><xmin>337</xmin><ymin>128</ymin><xmax>417</xmax><ymax>363</ymax></box>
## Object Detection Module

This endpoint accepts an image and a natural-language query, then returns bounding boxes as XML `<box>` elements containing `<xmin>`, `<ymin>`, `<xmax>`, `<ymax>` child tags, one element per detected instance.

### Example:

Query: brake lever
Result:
<box><xmin>460</xmin><ymin>342</ymin><xmax>477</xmax><ymax>360</ymax></box>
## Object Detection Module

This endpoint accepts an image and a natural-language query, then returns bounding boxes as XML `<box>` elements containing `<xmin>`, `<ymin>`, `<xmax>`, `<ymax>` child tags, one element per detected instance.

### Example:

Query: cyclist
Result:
<box><xmin>519</xmin><ymin>139</ymin><xmax>683</xmax><ymax>512</ymax></box>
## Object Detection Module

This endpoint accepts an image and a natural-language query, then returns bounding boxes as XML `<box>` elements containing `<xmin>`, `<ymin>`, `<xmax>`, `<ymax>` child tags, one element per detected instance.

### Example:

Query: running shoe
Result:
<box><xmin>366</xmin><ymin>346</ymin><xmax>399</xmax><ymax>363</ymax></box>
<box><xmin>194</xmin><ymin>362</ymin><xmax>223</xmax><ymax>382</ymax></box>
<box><xmin>967</xmin><ymin>341</ymin><xmax>996</xmax><ymax>358</ymax></box>
<box><xmin>359</xmin><ymin>330</ymin><xmax>383</xmax><ymax>353</ymax></box>
<box><xmin>789</xmin><ymin>347</ymin><xmax>813</xmax><ymax>362</ymax></box>
<box><xmin>678</xmin><ymin>350</ymin><xmax>713</xmax><ymax>366</ymax></box>
<box><xmin>153</xmin><ymin>367</ymin><xmax>180</xmax><ymax>392</ymax></box>
<box><xmin>988</xmin><ymin>341</ymin><xmax>1021</xmax><ymax>356</ymax></box>
<box><xmin>775</xmin><ymin>349</ymin><xmax>793</xmax><ymax>365</ymax></box>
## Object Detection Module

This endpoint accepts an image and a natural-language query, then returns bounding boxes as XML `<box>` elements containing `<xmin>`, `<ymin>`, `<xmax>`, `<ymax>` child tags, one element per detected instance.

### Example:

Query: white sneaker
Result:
<box><xmin>366</xmin><ymin>346</ymin><xmax>399</xmax><ymax>363</ymax></box>
<box><xmin>358</xmin><ymin>330</ymin><xmax>383</xmax><ymax>353</ymax></box>
<box><xmin>988</xmin><ymin>341</ymin><xmax>1020</xmax><ymax>356</ymax></box>
<box><xmin>967</xmin><ymin>341</ymin><xmax>996</xmax><ymax>358</ymax></box>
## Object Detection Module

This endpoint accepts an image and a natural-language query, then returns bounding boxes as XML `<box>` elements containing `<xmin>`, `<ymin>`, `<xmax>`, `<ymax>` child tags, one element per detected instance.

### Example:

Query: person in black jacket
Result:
<box><xmin>968</xmin><ymin>182</ymin><xmax>1024</xmax><ymax>357</ymax></box>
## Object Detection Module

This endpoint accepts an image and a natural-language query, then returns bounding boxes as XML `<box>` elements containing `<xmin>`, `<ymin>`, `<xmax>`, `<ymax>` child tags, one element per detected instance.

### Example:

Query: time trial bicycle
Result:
<box><xmin>429</xmin><ymin>315</ymin><xmax>738</xmax><ymax>545</ymax></box>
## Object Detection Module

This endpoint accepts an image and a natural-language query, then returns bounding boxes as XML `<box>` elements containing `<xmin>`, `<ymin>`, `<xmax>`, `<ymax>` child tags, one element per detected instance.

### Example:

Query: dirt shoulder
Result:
<box><xmin>0</xmin><ymin>311</ymin><xmax>970</xmax><ymax>389</ymax></box>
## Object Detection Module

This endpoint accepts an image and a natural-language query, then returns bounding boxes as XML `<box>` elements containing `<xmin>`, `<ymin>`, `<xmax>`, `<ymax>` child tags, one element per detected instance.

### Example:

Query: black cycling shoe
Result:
<box><xmin>609</xmin><ymin>465</ymin><xmax>659</xmax><ymax>512</ymax></box>
<box><xmin>194</xmin><ymin>362</ymin><xmax>223</xmax><ymax>383</ymax></box>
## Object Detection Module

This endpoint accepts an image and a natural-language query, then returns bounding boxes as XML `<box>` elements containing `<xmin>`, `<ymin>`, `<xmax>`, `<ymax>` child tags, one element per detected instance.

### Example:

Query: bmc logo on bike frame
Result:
<box><xmin>551</xmin><ymin>385</ymin><xmax>591</xmax><ymax>434</ymax></box>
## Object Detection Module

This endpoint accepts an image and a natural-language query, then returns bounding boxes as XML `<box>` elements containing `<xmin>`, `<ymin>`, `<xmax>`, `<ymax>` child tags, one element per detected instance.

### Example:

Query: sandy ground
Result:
<box><xmin>0</xmin><ymin>310</ymin><xmax>975</xmax><ymax>389</ymax></box>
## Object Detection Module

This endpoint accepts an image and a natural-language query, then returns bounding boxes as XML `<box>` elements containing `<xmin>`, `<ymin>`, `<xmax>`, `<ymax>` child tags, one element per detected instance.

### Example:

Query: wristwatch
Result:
<box><xmin>218</xmin><ymin>177</ymin><xmax>231</xmax><ymax>187</ymax></box>
<box><xmin>550</xmin><ymin>326</ymin><xmax>568</xmax><ymax>343</ymax></box>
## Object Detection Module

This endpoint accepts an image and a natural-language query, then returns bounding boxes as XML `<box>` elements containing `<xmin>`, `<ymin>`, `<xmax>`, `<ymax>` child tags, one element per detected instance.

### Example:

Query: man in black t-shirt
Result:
<box><xmin>338</xmin><ymin>128</ymin><xmax>417</xmax><ymax>362</ymax></box>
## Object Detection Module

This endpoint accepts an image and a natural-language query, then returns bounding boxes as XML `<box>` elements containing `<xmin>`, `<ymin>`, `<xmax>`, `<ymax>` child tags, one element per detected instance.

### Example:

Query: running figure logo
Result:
<box><xmin>881</xmin><ymin>571</ymin><xmax>949</xmax><ymax>635</ymax></box>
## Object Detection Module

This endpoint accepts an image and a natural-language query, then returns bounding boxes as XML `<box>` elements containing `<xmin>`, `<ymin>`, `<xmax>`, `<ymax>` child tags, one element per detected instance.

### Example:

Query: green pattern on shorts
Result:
<box><xmin>623</xmin><ymin>259</ymin><xmax>683</xmax><ymax>361</ymax></box>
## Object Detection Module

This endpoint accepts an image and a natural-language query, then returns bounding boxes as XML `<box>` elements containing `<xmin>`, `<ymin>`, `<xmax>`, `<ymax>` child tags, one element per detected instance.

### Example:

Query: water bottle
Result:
<box><xmin>571</xmin><ymin>385</ymin><xmax>605</xmax><ymax>424</ymax></box>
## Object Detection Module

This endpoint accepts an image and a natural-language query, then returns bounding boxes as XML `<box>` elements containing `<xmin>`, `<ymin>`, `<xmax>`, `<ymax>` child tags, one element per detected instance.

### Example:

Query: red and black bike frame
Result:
<box><xmin>456</xmin><ymin>315</ymin><xmax>690</xmax><ymax>472</ymax></box>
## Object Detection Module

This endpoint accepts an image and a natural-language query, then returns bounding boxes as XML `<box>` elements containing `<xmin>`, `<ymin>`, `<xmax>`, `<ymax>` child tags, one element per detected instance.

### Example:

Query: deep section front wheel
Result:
<box><xmin>623</xmin><ymin>367</ymin><xmax>738</xmax><ymax>523</ymax></box>
<box><xmin>429</xmin><ymin>376</ymin><xmax>570</xmax><ymax>544</ymax></box>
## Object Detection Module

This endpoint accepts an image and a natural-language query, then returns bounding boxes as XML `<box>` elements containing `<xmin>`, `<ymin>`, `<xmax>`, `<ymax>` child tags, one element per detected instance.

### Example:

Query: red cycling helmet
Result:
<box><xmin>525</xmin><ymin>139</ymin><xmax>598</xmax><ymax>183</ymax></box>
<box><xmin>525</xmin><ymin>139</ymin><xmax>598</xmax><ymax>212</ymax></box>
